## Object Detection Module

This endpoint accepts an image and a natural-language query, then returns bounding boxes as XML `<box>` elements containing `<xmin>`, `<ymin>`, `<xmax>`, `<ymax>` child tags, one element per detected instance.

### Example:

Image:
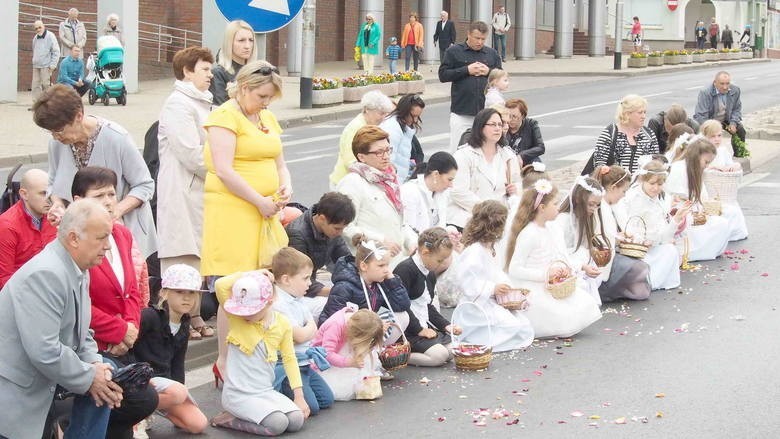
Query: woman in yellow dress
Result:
<box><xmin>203</xmin><ymin>59</ymin><xmax>292</xmax><ymax>378</ymax></box>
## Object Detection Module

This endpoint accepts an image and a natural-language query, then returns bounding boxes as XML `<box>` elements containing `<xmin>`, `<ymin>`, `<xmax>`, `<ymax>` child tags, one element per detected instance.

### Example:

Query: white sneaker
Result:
<box><xmin>133</xmin><ymin>420</ymin><xmax>149</xmax><ymax>439</ymax></box>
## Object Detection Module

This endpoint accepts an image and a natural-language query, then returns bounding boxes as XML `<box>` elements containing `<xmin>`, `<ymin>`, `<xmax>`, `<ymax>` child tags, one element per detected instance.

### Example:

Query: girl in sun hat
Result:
<box><xmin>211</xmin><ymin>271</ymin><xmax>310</xmax><ymax>436</ymax></box>
<box><xmin>132</xmin><ymin>264</ymin><xmax>209</xmax><ymax>433</ymax></box>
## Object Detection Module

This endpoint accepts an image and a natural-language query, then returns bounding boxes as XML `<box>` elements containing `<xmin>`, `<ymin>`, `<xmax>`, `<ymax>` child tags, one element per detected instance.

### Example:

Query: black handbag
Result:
<box><xmin>112</xmin><ymin>362</ymin><xmax>154</xmax><ymax>394</ymax></box>
<box><xmin>581</xmin><ymin>124</ymin><xmax>617</xmax><ymax>176</ymax></box>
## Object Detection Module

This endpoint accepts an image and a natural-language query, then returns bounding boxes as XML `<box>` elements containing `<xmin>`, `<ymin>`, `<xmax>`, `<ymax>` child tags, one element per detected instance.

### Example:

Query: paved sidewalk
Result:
<box><xmin>0</xmin><ymin>55</ymin><xmax>770</xmax><ymax>167</ymax></box>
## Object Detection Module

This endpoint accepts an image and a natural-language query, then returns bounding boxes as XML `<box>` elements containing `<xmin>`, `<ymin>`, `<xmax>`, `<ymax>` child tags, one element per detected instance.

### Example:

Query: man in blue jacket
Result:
<box><xmin>694</xmin><ymin>71</ymin><xmax>745</xmax><ymax>153</ymax></box>
<box><xmin>57</xmin><ymin>45</ymin><xmax>90</xmax><ymax>96</ymax></box>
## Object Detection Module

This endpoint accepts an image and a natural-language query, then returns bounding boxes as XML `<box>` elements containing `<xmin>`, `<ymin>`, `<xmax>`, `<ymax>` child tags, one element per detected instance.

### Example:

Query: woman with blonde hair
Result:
<box><xmin>591</xmin><ymin>94</ymin><xmax>659</xmax><ymax>174</ymax></box>
<box><xmin>103</xmin><ymin>13</ymin><xmax>124</xmax><ymax>45</ymax></box>
<box><xmin>203</xmin><ymin>59</ymin><xmax>291</xmax><ymax>380</ymax></box>
<box><xmin>210</xmin><ymin>20</ymin><xmax>258</xmax><ymax>105</ymax></box>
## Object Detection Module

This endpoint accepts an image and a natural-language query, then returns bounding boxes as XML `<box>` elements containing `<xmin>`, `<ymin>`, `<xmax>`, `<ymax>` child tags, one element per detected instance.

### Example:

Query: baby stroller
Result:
<box><xmin>88</xmin><ymin>35</ymin><xmax>127</xmax><ymax>106</ymax></box>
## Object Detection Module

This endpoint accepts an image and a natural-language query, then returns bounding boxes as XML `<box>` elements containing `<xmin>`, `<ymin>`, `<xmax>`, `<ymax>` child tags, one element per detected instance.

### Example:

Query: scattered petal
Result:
<box><xmin>557</xmin><ymin>420</ymin><xmax>567</xmax><ymax>424</ymax></box>
<box><xmin>731</xmin><ymin>314</ymin><xmax>746</xmax><ymax>321</ymax></box>
<box><xmin>739</xmin><ymin>249</ymin><xmax>749</xmax><ymax>254</ymax></box>
<box><xmin>655</xmin><ymin>393</ymin><xmax>666</xmax><ymax>398</ymax></box>
<box><xmin>570</xmin><ymin>411</ymin><xmax>585</xmax><ymax>417</ymax></box>
<box><xmin>419</xmin><ymin>377</ymin><xmax>430</xmax><ymax>385</ymax></box>
<box><xmin>614</xmin><ymin>417</ymin><xmax>627</xmax><ymax>424</ymax></box>
<box><xmin>730</xmin><ymin>263</ymin><xmax>740</xmax><ymax>271</ymax></box>
<box><xmin>474</xmin><ymin>419</ymin><xmax>487</xmax><ymax>427</ymax></box>
<box><xmin>589</xmin><ymin>415</ymin><xmax>601</xmax><ymax>420</ymax></box>
<box><xmin>761</xmin><ymin>273</ymin><xmax>769</xmax><ymax>277</ymax></box>
<box><xmin>655</xmin><ymin>411</ymin><xmax>664</xmax><ymax>418</ymax></box>
<box><xmin>533</xmin><ymin>370</ymin><xmax>543</xmax><ymax>376</ymax></box>
<box><xmin>459</xmin><ymin>395</ymin><xmax>468</xmax><ymax>399</ymax></box>
<box><xmin>588</xmin><ymin>422</ymin><xmax>599</xmax><ymax>427</ymax></box>
<box><xmin>506</xmin><ymin>418</ymin><xmax>519</xmax><ymax>425</ymax></box>
<box><xmin>437</xmin><ymin>417</ymin><xmax>446</xmax><ymax>422</ymax></box>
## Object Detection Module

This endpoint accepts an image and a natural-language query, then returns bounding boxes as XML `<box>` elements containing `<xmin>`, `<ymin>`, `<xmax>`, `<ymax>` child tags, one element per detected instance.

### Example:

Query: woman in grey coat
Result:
<box><xmin>32</xmin><ymin>84</ymin><xmax>158</xmax><ymax>259</ymax></box>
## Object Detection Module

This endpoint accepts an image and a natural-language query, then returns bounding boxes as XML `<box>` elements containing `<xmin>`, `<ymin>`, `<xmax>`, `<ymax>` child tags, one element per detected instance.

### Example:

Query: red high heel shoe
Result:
<box><xmin>213</xmin><ymin>363</ymin><xmax>224</xmax><ymax>389</ymax></box>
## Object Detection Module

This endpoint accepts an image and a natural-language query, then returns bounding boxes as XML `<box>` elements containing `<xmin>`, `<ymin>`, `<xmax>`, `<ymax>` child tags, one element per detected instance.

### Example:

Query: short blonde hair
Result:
<box><xmin>106</xmin><ymin>13</ymin><xmax>119</xmax><ymax>25</ymax></box>
<box><xmin>219</xmin><ymin>20</ymin><xmax>257</xmax><ymax>73</ymax></box>
<box><xmin>615</xmin><ymin>94</ymin><xmax>647</xmax><ymax>125</ymax></box>
<box><xmin>227</xmin><ymin>59</ymin><xmax>282</xmax><ymax>101</ymax></box>
<box><xmin>699</xmin><ymin>119</ymin><xmax>723</xmax><ymax>138</ymax></box>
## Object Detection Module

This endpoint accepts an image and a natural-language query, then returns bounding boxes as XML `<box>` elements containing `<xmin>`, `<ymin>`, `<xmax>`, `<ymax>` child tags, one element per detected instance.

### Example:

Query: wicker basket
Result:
<box><xmin>703</xmin><ymin>199</ymin><xmax>722</xmax><ymax>216</ymax></box>
<box><xmin>378</xmin><ymin>323</ymin><xmax>410</xmax><ymax>372</ymax></box>
<box><xmin>617</xmin><ymin>216</ymin><xmax>650</xmax><ymax>259</ymax></box>
<box><xmin>704</xmin><ymin>169</ymin><xmax>742</xmax><ymax>204</ymax></box>
<box><xmin>451</xmin><ymin>301</ymin><xmax>493</xmax><ymax>371</ymax></box>
<box><xmin>545</xmin><ymin>260</ymin><xmax>576</xmax><ymax>300</ymax></box>
<box><xmin>494</xmin><ymin>288</ymin><xmax>529</xmax><ymax>311</ymax></box>
<box><xmin>590</xmin><ymin>234</ymin><xmax>612</xmax><ymax>267</ymax></box>
<box><xmin>693</xmin><ymin>211</ymin><xmax>707</xmax><ymax>226</ymax></box>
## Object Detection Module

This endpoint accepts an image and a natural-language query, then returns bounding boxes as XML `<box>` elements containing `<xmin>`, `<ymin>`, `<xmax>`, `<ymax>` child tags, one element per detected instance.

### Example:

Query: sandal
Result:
<box><xmin>189</xmin><ymin>327</ymin><xmax>202</xmax><ymax>340</ymax></box>
<box><xmin>198</xmin><ymin>325</ymin><xmax>215</xmax><ymax>338</ymax></box>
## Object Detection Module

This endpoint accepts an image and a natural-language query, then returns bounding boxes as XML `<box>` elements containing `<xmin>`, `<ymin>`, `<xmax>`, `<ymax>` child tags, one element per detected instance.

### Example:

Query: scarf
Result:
<box><xmin>349</xmin><ymin>161</ymin><xmax>403</xmax><ymax>214</ymax></box>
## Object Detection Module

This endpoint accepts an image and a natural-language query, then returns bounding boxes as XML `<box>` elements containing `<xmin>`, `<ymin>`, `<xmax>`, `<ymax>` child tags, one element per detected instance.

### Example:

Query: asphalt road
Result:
<box><xmin>148</xmin><ymin>154</ymin><xmax>780</xmax><ymax>438</ymax></box>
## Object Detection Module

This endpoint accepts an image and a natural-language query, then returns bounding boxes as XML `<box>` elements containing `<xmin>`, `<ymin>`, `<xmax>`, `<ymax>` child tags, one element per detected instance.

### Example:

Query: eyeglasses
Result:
<box><xmin>508</xmin><ymin>113</ymin><xmax>523</xmax><ymax>121</ymax></box>
<box><xmin>364</xmin><ymin>147</ymin><xmax>393</xmax><ymax>157</ymax></box>
<box><xmin>253</xmin><ymin>66</ymin><xmax>280</xmax><ymax>76</ymax></box>
<box><xmin>484</xmin><ymin>122</ymin><xmax>504</xmax><ymax>128</ymax></box>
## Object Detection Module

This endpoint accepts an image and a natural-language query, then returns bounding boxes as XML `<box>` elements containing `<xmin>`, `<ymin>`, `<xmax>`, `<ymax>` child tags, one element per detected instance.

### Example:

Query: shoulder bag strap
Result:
<box><xmin>606</xmin><ymin>123</ymin><xmax>618</xmax><ymax>166</ymax></box>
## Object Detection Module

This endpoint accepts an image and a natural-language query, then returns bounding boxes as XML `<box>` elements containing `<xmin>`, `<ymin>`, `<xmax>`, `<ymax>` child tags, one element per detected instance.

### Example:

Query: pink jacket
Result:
<box><xmin>311</xmin><ymin>306</ymin><xmax>353</xmax><ymax>368</ymax></box>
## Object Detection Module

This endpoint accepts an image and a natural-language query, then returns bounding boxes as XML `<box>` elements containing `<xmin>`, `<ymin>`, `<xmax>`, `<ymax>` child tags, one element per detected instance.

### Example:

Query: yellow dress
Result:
<box><xmin>201</xmin><ymin>103</ymin><xmax>288</xmax><ymax>276</ymax></box>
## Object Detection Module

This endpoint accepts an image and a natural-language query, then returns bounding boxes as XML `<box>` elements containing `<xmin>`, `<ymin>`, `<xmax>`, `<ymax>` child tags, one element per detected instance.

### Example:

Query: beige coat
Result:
<box><xmin>156</xmin><ymin>81</ymin><xmax>212</xmax><ymax>259</ymax></box>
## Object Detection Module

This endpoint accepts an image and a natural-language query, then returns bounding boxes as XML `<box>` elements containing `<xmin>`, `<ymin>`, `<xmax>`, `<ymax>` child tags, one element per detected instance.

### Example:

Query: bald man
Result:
<box><xmin>31</xmin><ymin>20</ymin><xmax>60</xmax><ymax>106</ymax></box>
<box><xmin>694</xmin><ymin>71</ymin><xmax>746</xmax><ymax>152</ymax></box>
<box><xmin>0</xmin><ymin>169</ymin><xmax>58</xmax><ymax>288</ymax></box>
<box><xmin>58</xmin><ymin>8</ymin><xmax>87</xmax><ymax>58</ymax></box>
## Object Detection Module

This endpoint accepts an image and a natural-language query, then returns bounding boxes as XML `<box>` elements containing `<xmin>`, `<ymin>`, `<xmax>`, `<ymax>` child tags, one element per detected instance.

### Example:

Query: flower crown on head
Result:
<box><xmin>575</xmin><ymin>175</ymin><xmax>605</xmax><ymax>196</ymax></box>
<box><xmin>361</xmin><ymin>240</ymin><xmax>387</xmax><ymax>262</ymax></box>
<box><xmin>533</xmin><ymin>179</ymin><xmax>553</xmax><ymax>209</ymax></box>
<box><xmin>636</xmin><ymin>155</ymin><xmax>669</xmax><ymax>176</ymax></box>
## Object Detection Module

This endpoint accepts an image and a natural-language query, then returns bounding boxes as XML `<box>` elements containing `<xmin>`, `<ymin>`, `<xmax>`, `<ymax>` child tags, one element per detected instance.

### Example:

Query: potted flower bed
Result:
<box><xmin>395</xmin><ymin>71</ymin><xmax>425</xmax><ymax>94</ymax></box>
<box><xmin>704</xmin><ymin>48</ymin><xmax>719</xmax><ymax>61</ymax></box>
<box><xmin>311</xmin><ymin>77</ymin><xmax>343</xmax><ymax>107</ymax></box>
<box><xmin>718</xmin><ymin>48</ymin><xmax>731</xmax><ymax>60</ymax></box>
<box><xmin>742</xmin><ymin>47</ymin><xmax>754</xmax><ymax>59</ymax></box>
<box><xmin>647</xmin><ymin>51</ymin><xmax>664</xmax><ymax>66</ymax></box>
<box><xmin>663</xmin><ymin>49</ymin><xmax>680</xmax><ymax>65</ymax></box>
<box><xmin>342</xmin><ymin>75</ymin><xmax>373</xmax><ymax>102</ymax></box>
<box><xmin>728</xmin><ymin>48</ymin><xmax>741</xmax><ymax>60</ymax></box>
<box><xmin>627</xmin><ymin>52</ymin><xmax>648</xmax><ymax>68</ymax></box>
<box><xmin>691</xmin><ymin>49</ymin><xmax>706</xmax><ymax>62</ymax></box>
<box><xmin>370</xmin><ymin>73</ymin><xmax>398</xmax><ymax>96</ymax></box>
<box><xmin>679</xmin><ymin>49</ymin><xmax>693</xmax><ymax>64</ymax></box>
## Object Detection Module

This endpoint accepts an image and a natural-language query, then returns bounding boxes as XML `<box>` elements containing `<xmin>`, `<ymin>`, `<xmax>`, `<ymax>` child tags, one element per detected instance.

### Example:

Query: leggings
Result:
<box><xmin>215</xmin><ymin>411</ymin><xmax>304</xmax><ymax>436</ymax></box>
<box><xmin>409</xmin><ymin>344</ymin><xmax>453</xmax><ymax>367</ymax></box>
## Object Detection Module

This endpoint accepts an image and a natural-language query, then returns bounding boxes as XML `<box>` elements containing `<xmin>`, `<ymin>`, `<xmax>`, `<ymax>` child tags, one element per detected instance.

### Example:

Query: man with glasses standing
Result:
<box><xmin>30</xmin><ymin>20</ymin><xmax>60</xmax><ymax>108</ymax></box>
<box><xmin>439</xmin><ymin>21</ymin><xmax>502</xmax><ymax>152</ymax></box>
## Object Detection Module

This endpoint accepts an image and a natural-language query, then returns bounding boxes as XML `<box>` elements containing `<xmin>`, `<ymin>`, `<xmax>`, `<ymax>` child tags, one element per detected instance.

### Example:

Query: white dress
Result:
<box><xmin>615</xmin><ymin>187</ymin><xmax>681</xmax><ymax>290</ymax></box>
<box><xmin>505</xmin><ymin>222</ymin><xmax>602</xmax><ymax>338</ymax></box>
<box><xmin>553</xmin><ymin>212</ymin><xmax>603</xmax><ymax>305</ymax></box>
<box><xmin>707</xmin><ymin>146</ymin><xmax>748</xmax><ymax>241</ymax></box>
<box><xmin>665</xmin><ymin>161</ymin><xmax>730</xmax><ymax>261</ymax></box>
<box><xmin>453</xmin><ymin>243</ymin><xmax>534</xmax><ymax>352</ymax></box>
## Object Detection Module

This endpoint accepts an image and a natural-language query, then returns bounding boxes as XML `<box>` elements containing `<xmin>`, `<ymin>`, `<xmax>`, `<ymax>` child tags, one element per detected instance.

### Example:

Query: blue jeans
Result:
<box><xmin>274</xmin><ymin>364</ymin><xmax>334</xmax><ymax>415</ymax></box>
<box><xmin>64</xmin><ymin>357</ymin><xmax>114</xmax><ymax>439</ymax></box>
<box><xmin>389</xmin><ymin>59</ymin><xmax>397</xmax><ymax>74</ymax></box>
<box><xmin>494</xmin><ymin>33</ymin><xmax>507</xmax><ymax>59</ymax></box>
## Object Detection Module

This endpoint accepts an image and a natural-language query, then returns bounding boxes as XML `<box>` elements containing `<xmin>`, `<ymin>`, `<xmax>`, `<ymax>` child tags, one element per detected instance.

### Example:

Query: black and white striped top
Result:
<box><xmin>594</xmin><ymin>124</ymin><xmax>659</xmax><ymax>174</ymax></box>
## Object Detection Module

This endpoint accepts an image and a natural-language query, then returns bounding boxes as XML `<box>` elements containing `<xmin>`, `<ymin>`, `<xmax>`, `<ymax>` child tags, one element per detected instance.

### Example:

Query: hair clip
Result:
<box><xmin>533</xmin><ymin>179</ymin><xmax>553</xmax><ymax>209</ymax></box>
<box><xmin>361</xmin><ymin>240</ymin><xmax>387</xmax><ymax>262</ymax></box>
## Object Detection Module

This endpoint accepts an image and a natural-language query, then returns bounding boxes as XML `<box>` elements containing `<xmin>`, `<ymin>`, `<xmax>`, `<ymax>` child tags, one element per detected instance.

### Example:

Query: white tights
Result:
<box><xmin>408</xmin><ymin>344</ymin><xmax>452</xmax><ymax>367</ymax></box>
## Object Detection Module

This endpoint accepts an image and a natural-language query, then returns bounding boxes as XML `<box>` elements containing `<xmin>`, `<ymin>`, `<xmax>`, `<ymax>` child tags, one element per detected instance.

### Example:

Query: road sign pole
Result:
<box><xmin>300</xmin><ymin>0</ymin><xmax>316</xmax><ymax>109</ymax></box>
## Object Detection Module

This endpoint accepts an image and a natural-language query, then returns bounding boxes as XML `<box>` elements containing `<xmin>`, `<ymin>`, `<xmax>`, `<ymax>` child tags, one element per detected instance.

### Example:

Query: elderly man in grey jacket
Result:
<box><xmin>694</xmin><ymin>71</ymin><xmax>745</xmax><ymax>153</ymax></box>
<box><xmin>31</xmin><ymin>20</ymin><xmax>60</xmax><ymax>106</ymax></box>
<box><xmin>59</xmin><ymin>8</ymin><xmax>87</xmax><ymax>58</ymax></box>
<box><xmin>0</xmin><ymin>199</ymin><xmax>123</xmax><ymax>439</ymax></box>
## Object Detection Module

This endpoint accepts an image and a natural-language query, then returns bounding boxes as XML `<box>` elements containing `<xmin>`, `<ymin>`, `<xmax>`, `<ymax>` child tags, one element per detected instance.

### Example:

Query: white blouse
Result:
<box><xmin>400</xmin><ymin>177</ymin><xmax>449</xmax><ymax>234</ymax></box>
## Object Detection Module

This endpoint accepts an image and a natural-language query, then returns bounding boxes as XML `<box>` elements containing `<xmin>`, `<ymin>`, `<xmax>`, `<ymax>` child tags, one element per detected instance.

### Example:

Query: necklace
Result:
<box><xmin>235</xmin><ymin>100</ymin><xmax>269</xmax><ymax>133</ymax></box>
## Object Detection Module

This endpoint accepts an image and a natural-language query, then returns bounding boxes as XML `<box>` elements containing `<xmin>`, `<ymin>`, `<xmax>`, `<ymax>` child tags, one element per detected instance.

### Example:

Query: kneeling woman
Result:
<box><xmin>394</xmin><ymin>228</ymin><xmax>460</xmax><ymax>367</ymax></box>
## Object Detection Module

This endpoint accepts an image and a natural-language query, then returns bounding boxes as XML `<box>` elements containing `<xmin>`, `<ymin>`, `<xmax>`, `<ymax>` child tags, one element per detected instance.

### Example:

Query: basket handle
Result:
<box><xmin>451</xmin><ymin>300</ymin><xmax>493</xmax><ymax>348</ymax></box>
<box><xmin>383</xmin><ymin>321</ymin><xmax>408</xmax><ymax>345</ymax></box>
<box><xmin>591</xmin><ymin>233</ymin><xmax>611</xmax><ymax>250</ymax></box>
<box><xmin>361</xmin><ymin>277</ymin><xmax>408</xmax><ymax>345</ymax></box>
<box><xmin>545</xmin><ymin>259</ymin><xmax>572</xmax><ymax>284</ymax></box>
<box><xmin>624</xmin><ymin>215</ymin><xmax>647</xmax><ymax>240</ymax></box>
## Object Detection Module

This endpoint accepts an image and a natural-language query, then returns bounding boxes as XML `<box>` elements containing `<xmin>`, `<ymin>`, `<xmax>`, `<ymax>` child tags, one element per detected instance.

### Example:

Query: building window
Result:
<box><xmin>537</xmin><ymin>0</ymin><xmax>555</xmax><ymax>29</ymax></box>
<box><xmin>458</xmin><ymin>0</ymin><xmax>472</xmax><ymax>21</ymax></box>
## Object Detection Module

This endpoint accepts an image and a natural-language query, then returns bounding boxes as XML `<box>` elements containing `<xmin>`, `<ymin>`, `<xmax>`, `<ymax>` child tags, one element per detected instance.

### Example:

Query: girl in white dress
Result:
<box><xmin>558</xmin><ymin>174</ymin><xmax>651</xmax><ymax>304</ymax></box>
<box><xmin>454</xmin><ymin>200</ymin><xmax>535</xmax><ymax>352</ymax></box>
<box><xmin>614</xmin><ymin>160</ymin><xmax>685</xmax><ymax>290</ymax></box>
<box><xmin>664</xmin><ymin>123</ymin><xmax>695</xmax><ymax>163</ymax></box>
<box><xmin>700</xmin><ymin>120</ymin><xmax>748</xmax><ymax>241</ymax></box>
<box><xmin>504</xmin><ymin>180</ymin><xmax>602</xmax><ymax>339</ymax></box>
<box><xmin>665</xmin><ymin>138</ymin><xmax>730</xmax><ymax>261</ymax></box>
<box><xmin>212</xmin><ymin>272</ymin><xmax>309</xmax><ymax>436</ymax></box>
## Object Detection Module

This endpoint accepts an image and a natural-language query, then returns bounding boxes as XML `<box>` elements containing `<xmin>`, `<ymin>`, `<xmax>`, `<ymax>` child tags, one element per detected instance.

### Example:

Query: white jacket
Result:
<box><xmin>448</xmin><ymin>145</ymin><xmax>519</xmax><ymax>228</ymax></box>
<box><xmin>156</xmin><ymin>80</ymin><xmax>212</xmax><ymax>258</ymax></box>
<box><xmin>400</xmin><ymin>177</ymin><xmax>449</xmax><ymax>234</ymax></box>
<box><xmin>615</xmin><ymin>186</ymin><xmax>678</xmax><ymax>245</ymax></box>
<box><xmin>337</xmin><ymin>172</ymin><xmax>417</xmax><ymax>267</ymax></box>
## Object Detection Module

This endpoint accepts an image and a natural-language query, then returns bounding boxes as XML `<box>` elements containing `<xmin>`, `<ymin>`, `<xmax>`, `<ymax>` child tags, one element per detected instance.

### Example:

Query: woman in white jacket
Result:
<box><xmin>337</xmin><ymin>126</ymin><xmax>416</xmax><ymax>269</ymax></box>
<box><xmin>448</xmin><ymin>108</ymin><xmax>519</xmax><ymax>230</ymax></box>
<box><xmin>157</xmin><ymin>47</ymin><xmax>214</xmax><ymax>337</ymax></box>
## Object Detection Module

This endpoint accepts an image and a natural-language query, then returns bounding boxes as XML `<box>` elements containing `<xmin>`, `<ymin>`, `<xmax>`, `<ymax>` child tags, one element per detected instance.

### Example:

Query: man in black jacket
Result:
<box><xmin>647</xmin><ymin>104</ymin><xmax>700</xmax><ymax>153</ymax></box>
<box><xmin>433</xmin><ymin>10</ymin><xmax>456</xmax><ymax>62</ymax></box>
<box><xmin>285</xmin><ymin>192</ymin><xmax>355</xmax><ymax>317</ymax></box>
<box><xmin>439</xmin><ymin>21</ymin><xmax>502</xmax><ymax>152</ymax></box>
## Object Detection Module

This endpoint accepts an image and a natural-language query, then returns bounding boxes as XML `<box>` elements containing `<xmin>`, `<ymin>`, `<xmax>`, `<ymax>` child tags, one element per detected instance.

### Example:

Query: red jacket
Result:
<box><xmin>89</xmin><ymin>223</ymin><xmax>142</xmax><ymax>351</ymax></box>
<box><xmin>0</xmin><ymin>201</ymin><xmax>57</xmax><ymax>289</ymax></box>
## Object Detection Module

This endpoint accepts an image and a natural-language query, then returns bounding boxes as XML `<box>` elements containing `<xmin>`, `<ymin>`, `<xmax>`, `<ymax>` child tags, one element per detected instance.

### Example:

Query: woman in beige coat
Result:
<box><xmin>157</xmin><ymin>47</ymin><xmax>214</xmax><ymax>338</ymax></box>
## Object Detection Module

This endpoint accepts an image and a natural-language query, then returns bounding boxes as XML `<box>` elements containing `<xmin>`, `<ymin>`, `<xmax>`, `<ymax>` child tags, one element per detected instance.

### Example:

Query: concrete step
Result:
<box><xmin>184</xmin><ymin>334</ymin><xmax>218</xmax><ymax>371</ymax></box>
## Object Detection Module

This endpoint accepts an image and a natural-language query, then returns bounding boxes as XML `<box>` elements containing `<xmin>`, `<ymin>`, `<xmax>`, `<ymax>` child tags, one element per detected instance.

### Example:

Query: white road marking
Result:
<box><xmin>743</xmin><ymin>76</ymin><xmax>757</xmax><ymax>81</ymax></box>
<box><xmin>746</xmin><ymin>182</ymin><xmax>780</xmax><ymax>188</ymax></box>
<box><xmin>418</xmin><ymin>133</ymin><xmax>450</xmax><ymax>143</ymax></box>
<box><xmin>312</xmin><ymin>124</ymin><xmax>347</xmax><ymax>129</ymax></box>
<box><xmin>293</xmin><ymin>146</ymin><xmax>335</xmax><ymax>155</ymax></box>
<box><xmin>685</xmin><ymin>85</ymin><xmax>703</xmax><ymax>90</ymax></box>
<box><xmin>286</xmin><ymin>153</ymin><xmax>334</xmax><ymax>164</ymax></box>
<box><xmin>740</xmin><ymin>172</ymin><xmax>771</xmax><ymax>188</ymax></box>
<box><xmin>538</xmin><ymin>124</ymin><xmax>562</xmax><ymax>128</ymax></box>
<box><xmin>284</xmin><ymin>134</ymin><xmax>340</xmax><ymax>147</ymax></box>
<box><xmin>531</xmin><ymin>92</ymin><xmax>671</xmax><ymax>119</ymax></box>
<box><xmin>573</xmin><ymin>125</ymin><xmax>604</xmax><ymax>129</ymax></box>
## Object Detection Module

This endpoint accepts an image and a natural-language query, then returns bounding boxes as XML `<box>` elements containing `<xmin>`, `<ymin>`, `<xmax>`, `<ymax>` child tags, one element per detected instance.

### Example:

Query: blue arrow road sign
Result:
<box><xmin>214</xmin><ymin>0</ymin><xmax>306</xmax><ymax>33</ymax></box>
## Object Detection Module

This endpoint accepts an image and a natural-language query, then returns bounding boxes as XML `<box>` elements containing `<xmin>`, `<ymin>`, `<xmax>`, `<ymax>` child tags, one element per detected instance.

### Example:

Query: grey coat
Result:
<box><xmin>48</xmin><ymin>118</ymin><xmax>158</xmax><ymax>257</ymax></box>
<box><xmin>32</xmin><ymin>30</ymin><xmax>60</xmax><ymax>68</ymax></box>
<box><xmin>0</xmin><ymin>240</ymin><xmax>101</xmax><ymax>439</ymax></box>
<box><xmin>694</xmin><ymin>83</ymin><xmax>742</xmax><ymax>126</ymax></box>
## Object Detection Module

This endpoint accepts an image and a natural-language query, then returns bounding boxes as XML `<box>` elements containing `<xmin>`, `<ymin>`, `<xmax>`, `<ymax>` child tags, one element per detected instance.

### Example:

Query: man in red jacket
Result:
<box><xmin>0</xmin><ymin>169</ymin><xmax>57</xmax><ymax>288</ymax></box>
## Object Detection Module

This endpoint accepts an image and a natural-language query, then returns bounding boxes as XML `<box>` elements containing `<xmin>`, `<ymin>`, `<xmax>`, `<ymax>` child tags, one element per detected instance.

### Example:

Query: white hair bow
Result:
<box><xmin>361</xmin><ymin>240</ymin><xmax>387</xmax><ymax>262</ymax></box>
<box><xmin>531</xmin><ymin>162</ymin><xmax>546</xmax><ymax>172</ymax></box>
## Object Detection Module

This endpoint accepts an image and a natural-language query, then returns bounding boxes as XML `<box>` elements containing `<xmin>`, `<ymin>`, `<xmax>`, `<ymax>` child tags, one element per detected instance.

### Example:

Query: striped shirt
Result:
<box><xmin>594</xmin><ymin>124</ymin><xmax>659</xmax><ymax>174</ymax></box>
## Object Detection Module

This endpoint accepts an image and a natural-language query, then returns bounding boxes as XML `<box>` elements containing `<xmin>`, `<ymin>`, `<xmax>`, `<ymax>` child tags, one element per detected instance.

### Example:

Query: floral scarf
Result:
<box><xmin>349</xmin><ymin>161</ymin><xmax>403</xmax><ymax>214</ymax></box>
